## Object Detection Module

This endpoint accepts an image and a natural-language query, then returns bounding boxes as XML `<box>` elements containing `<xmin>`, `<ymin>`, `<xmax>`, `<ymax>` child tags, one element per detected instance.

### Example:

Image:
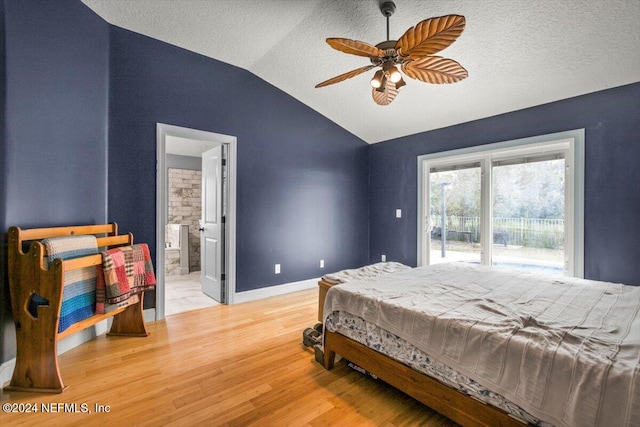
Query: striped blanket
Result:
<box><xmin>101</xmin><ymin>244</ymin><xmax>156</xmax><ymax>304</ymax></box>
<box><xmin>41</xmin><ymin>235</ymin><xmax>98</xmax><ymax>333</ymax></box>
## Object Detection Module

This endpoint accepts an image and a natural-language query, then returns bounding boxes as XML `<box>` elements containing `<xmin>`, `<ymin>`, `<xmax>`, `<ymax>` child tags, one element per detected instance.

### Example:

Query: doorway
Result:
<box><xmin>156</xmin><ymin>123</ymin><xmax>237</xmax><ymax>320</ymax></box>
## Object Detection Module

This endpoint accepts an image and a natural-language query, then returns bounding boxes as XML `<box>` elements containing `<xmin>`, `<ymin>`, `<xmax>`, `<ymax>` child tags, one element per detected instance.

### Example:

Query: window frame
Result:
<box><xmin>417</xmin><ymin>129</ymin><xmax>585</xmax><ymax>278</ymax></box>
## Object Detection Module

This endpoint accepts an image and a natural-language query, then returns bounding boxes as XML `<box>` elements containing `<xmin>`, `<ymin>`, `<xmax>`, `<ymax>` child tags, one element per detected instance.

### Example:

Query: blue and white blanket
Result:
<box><xmin>41</xmin><ymin>235</ymin><xmax>98</xmax><ymax>332</ymax></box>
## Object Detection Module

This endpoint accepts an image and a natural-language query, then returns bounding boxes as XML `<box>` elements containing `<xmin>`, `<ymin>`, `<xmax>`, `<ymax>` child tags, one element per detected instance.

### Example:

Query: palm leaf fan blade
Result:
<box><xmin>315</xmin><ymin>65</ymin><xmax>376</xmax><ymax>88</ymax></box>
<box><xmin>395</xmin><ymin>15</ymin><xmax>465</xmax><ymax>57</ymax></box>
<box><xmin>326</xmin><ymin>38</ymin><xmax>385</xmax><ymax>58</ymax></box>
<box><xmin>372</xmin><ymin>81</ymin><xmax>398</xmax><ymax>105</ymax></box>
<box><xmin>401</xmin><ymin>56</ymin><xmax>468</xmax><ymax>84</ymax></box>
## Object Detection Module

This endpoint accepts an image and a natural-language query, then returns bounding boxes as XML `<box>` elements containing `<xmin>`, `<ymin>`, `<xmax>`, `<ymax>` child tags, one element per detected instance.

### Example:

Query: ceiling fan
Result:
<box><xmin>315</xmin><ymin>1</ymin><xmax>468</xmax><ymax>106</ymax></box>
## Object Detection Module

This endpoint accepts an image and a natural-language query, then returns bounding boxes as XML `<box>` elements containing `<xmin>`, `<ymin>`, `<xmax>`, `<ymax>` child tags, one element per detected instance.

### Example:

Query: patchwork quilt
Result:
<box><xmin>101</xmin><ymin>244</ymin><xmax>156</xmax><ymax>304</ymax></box>
<box><xmin>95</xmin><ymin>265</ymin><xmax>140</xmax><ymax>314</ymax></box>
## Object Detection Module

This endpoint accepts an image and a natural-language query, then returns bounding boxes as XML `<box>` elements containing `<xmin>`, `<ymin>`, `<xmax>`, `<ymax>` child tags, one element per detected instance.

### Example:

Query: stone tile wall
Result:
<box><xmin>166</xmin><ymin>168</ymin><xmax>201</xmax><ymax>274</ymax></box>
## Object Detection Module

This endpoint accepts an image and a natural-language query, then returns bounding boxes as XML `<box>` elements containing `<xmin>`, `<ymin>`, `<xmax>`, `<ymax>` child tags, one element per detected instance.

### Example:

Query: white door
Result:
<box><xmin>200</xmin><ymin>145</ymin><xmax>223</xmax><ymax>302</ymax></box>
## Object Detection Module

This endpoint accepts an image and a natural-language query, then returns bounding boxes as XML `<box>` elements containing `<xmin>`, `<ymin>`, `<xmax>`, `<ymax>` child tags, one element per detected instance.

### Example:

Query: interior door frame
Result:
<box><xmin>156</xmin><ymin>123</ymin><xmax>238</xmax><ymax>321</ymax></box>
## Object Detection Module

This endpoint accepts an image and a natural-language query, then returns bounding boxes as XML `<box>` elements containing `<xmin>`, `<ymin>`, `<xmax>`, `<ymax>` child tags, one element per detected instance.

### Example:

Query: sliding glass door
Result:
<box><xmin>429</xmin><ymin>162</ymin><xmax>481</xmax><ymax>265</ymax></box>
<box><xmin>491</xmin><ymin>154</ymin><xmax>565</xmax><ymax>274</ymax></box>
<box><xmin>418</xmin><ymin>131</ymin><xmax>584</xmax><ymax>277</ymax></box>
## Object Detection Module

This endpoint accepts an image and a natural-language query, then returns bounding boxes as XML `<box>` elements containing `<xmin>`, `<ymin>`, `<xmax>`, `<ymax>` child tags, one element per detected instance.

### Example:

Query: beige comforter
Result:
<box><xmin>323</xmin><ymin>263</ymin><xmax>640</xmax><ymax>427</ymax></box>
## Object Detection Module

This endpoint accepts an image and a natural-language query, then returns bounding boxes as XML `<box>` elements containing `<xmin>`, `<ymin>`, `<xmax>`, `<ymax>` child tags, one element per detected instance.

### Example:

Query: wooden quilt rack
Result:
<box><xmin>5</xmin><ymin>223</ymin><xmax>149</xmax><ymax>393</ymax></box>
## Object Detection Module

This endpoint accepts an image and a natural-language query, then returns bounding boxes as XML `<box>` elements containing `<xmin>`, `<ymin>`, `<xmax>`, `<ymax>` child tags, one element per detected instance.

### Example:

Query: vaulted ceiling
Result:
<box><xmin>83</xmin><ymin>0</ymin><xmax>640</xmax><ymax>144</ymax></box>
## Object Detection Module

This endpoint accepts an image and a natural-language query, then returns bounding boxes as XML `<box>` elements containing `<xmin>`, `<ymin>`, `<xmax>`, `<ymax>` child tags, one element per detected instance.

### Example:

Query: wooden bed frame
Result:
<box><xmin>5</xmin><ymin>224</ymin><xmax>149</xmax><ymax>393</ymax></box>
<box><xmin>319</xmin><ymin>279</ymin><xmax>526</xmax><ymax>427</ymax></box>
<box><xmin>317</xmin><ymin>279</ymin><xmax>333</xmax><ymax>322</ymax></box>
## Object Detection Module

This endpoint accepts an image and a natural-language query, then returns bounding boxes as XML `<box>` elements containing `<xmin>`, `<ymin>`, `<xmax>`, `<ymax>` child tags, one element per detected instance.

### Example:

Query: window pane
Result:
<box><xmin>492</xmin><ymin>158</ymin><xmax>565</xmax><ymax>274</ymax></box>
<box><xmin>429</xmin><ymin>164</ymin><xmax>481</xmax><ymax>265</ymax></box>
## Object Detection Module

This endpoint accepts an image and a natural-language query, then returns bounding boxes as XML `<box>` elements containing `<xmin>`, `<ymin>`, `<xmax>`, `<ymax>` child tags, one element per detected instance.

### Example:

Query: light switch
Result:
<box><xmin>396</xmin><ymin>209</ymin><xmax>402</xmax><ymax>218</ymax></box>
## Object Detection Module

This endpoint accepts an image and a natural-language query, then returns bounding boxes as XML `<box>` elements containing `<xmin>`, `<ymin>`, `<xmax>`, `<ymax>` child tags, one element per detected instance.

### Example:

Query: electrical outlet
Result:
<box><xmin>381</xmin><ymin>254</ymin><xmax>386</xmax><ymax>262</ymax></box>
<box><xmin>320</xmin><ymin>259</ymin><xmax>325</xmax><ymax>268</ymax></box>
<box><xmin>275</xmin><ymin>264</ymin><xmax>281</xmax><ymax>274</ymax></box>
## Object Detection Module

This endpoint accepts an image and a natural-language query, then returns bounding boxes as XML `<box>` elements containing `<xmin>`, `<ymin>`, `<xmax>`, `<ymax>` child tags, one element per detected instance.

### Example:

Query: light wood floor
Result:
<box><xmin>1</xmin><ymin>289</ymin><xmax>458</xmax><ymax>426</ymax></box>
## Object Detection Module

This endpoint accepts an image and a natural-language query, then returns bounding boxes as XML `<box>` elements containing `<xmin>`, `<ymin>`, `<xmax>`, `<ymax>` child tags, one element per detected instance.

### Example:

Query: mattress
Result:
<box><xmin>323</xmin><ymin>262</ymin><xmax>640</xmax><ymax>427</ymax></box>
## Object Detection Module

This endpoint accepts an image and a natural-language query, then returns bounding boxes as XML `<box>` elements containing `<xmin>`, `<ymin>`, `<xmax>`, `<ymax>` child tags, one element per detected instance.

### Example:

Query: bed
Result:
<box><xmin>321</xmin><ymin>262</ymin><xmax>640</xmax><ymax>427</ymax></box>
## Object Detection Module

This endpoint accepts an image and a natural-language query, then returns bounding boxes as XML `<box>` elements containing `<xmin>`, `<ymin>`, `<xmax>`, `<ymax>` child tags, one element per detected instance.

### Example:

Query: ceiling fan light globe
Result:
<box><xmin>370</xmin><ymin>70</ymin><xmax>384</xmax><ymax>88</ymax></box>
<box><xmin>389</xmin><ymin>67</ymin><xmax>402</xmax><ymax>83</ymax></box>
<box><xmin>374</xmin><ymin>74</ymin><xmax>388</xmax><ymax>92</ymax></box>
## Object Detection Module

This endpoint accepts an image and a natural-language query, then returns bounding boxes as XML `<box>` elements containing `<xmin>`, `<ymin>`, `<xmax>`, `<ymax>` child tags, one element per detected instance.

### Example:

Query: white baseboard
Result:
<box><xmin>233</xmin><ymin>277</ymin><xmax>318</xmax><ymax>304</ymax></box>
<box><xmin>1</xmin><ymin>308</ymin><xmax>156</xmax><ymax>389</ymax></box>
<box><xmin>144</xmin><ymin>308</ymin><xmax>156</xmax><ymax>323</ymax></box>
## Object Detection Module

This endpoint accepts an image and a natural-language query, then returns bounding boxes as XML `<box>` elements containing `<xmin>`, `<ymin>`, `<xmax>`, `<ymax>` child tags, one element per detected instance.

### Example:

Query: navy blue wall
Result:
<box><xmin>0</xmin><ymin>0</ymin><xmax>6</xmax><ymax>232</ymax></box>
<box><xmin>0</xmin><ymin>0</ymin><xmax>109</xmax><ymax>363</ymax></box>
<box><xmin>108</xmin><ymin>27</ymin><xmax>370</xmax><ymax>293</ymax></box>
<box><xmin>3</xmin><ymin>0</ymin><xmax>109</xmax><ymax>230</ymax></box>
<box><xmin>0</xmin><ymin>0</ymin><xmax>9</xmax><ymax>370</ymax></box>
<box><xmin>369</xmin><ymin>82</ymin><xmax>640</xmax><ymax>286</ymax></box>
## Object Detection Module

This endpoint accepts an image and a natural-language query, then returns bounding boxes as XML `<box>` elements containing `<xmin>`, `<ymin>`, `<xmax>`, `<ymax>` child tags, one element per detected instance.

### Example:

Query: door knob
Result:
<box><xmin>199</xmin><ymin>227</ymin><xmax>205</xmax><ymax>232</ymax></box>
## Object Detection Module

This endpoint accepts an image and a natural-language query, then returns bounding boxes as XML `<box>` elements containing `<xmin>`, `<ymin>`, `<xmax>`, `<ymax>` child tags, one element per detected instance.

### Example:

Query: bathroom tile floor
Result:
<box><xmin>165</xmin><ymin>271</ymin><xmax>220</xmax><ymax>316</ymax></box>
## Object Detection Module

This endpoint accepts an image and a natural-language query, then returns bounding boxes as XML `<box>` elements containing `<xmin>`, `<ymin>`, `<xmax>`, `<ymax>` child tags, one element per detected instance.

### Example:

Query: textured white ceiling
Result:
<box><xmin>83</xmin><ymin>0</ymin><xmax>640</xmax><ymax>144</ymax></box>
